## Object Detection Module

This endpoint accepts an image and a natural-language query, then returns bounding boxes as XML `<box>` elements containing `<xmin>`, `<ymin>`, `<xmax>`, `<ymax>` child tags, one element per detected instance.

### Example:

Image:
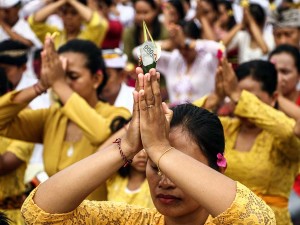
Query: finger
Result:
<box><xmin>136</xmin><ymin>67</ymin><xmax>143</xmax><ymax>75</ymax></box>
<box><xmin>132</xmin><ymin>90</ymin><xmax>140</xmax><ymax>119</ymax></box>
<box><xmin>162</xmin><ymin>102</ymin><xmax>173</xmax><ymax>124</ymax></box>
<box><xmin>138</xmin><ymin>73</ymin><xmax>144</xmax><ymax>90</ymax></box>
<box><xmin>59</xmin><ymin>56</ymin><xmax>68</xmax><ymax>71</ymax></box>
<box><xmin>138</xmin><ymin>89</ymin><xmax>148</xmax><ymax>114</ymax></box>
<box><xmin>144</xmin><ymin>73</ymin><xmax>155</xmax><ymax>106</ymax></box>
<box><xmin>149</xmin><ymin>68</ymin><xmax>161</xmax><ymax>107</ymax></box>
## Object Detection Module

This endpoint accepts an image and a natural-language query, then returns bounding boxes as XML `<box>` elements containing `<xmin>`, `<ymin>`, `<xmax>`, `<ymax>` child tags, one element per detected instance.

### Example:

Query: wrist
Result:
<box><xmin>33</xmin><ymin>82</ymin><xmax>47</xmax><ymax>96</ymax></box>
<box><xmin>229</xmin><ymin>91</ymin><xmax>241</xmax><ymax>104</ymax></box>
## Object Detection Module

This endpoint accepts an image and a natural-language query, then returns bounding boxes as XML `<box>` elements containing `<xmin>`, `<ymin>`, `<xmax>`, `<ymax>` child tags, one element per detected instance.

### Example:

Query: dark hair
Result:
<box><xmin>168</xmin><ymin>0</ymin><xmax>185</xmax><ymax>24</ymax></box>
<box><xmin>134</xmin><ymin>0</ymin><xmax>162</xmax><ymax>47</ymax></box>
<box><xmin>202</xmin><ymin>0</ymin><xmax>218</xmax><ymax>13</ymax></box>
<box><xmin>235</xmin><ymin>60</ymin><xmax>277</xmax><ymax>96</ymax></box>
<box><xmin>249</xmin><ymin>3</ymin><xmax>266</xmax><ymax>28</ymax></box>
<box><xmin>0</xmin><ymin>67</ymin><xmax>13</xmax><ymax>96</ymax></box>
<box><xmin>269</xmin><ymin>44</ymin><xmax>300</xmax><ymax>73</ymax></box>
<box><xmin>0</xmin><ymin>211</ymin><xmax>11</xmax><ymax>225</ymax></box>
<box><xmin>170</xmin><ymin>104</ymin><xmax>225</xmax><ymax>171</ymax></box>
<box><xmin>58</xmin><ymin>39</ymin><xmax>108</xmax><ymax>96</ymax></box>
<box><xmin>182</xmin><ymin>20</ymin><xmax>201</xmax><ymax>39</ymax></box>
<box><xmin>217</xmin><ymin>0</ymin><xmax>236</xmax><ymax>30</ymax></box>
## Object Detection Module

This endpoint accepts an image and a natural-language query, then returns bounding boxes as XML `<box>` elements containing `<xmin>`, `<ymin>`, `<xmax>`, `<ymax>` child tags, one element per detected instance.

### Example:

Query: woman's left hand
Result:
<box><xmin>138</xmin><ymin>68</ymin><xmax>173</xmax><ymax>154</ymax></box>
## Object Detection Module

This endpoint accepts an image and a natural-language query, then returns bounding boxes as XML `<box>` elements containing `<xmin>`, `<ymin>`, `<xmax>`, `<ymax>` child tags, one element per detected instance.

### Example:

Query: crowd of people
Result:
<box><xmin>0</xmin><ymin>0</ymin><xmax>300</xmax><ymax>224</ymax></box>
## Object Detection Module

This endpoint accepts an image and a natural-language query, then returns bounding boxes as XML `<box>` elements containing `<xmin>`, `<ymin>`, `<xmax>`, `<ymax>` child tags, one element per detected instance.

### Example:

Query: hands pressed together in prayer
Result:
<box><xmin>122</xmin><ymin>67</ymin><xmax>174</xmax><ymax>162</ymax></box>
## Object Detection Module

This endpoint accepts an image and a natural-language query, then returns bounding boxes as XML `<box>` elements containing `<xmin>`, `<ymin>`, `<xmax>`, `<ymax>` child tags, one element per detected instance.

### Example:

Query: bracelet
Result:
<box><xmin>113</xmin><ymin>138</ymin><xmax>132</xmax><ymax>167</ymax></box>
<box><xmin>157</xmin><ymin>147</ymin><xmax>173</xmax><ymax>176</ymax></box>
<box><xmin>33</xmin><ymin>83</ymin><xmax>46</xmax><ymax>95</ymax></box>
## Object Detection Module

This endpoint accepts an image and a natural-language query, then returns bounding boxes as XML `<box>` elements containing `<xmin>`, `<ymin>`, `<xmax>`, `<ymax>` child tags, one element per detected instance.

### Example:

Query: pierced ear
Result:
<box><xmin>93</xmin><ymin>69</ymin><xmax>103</xmax><ymax>89</ymax></box>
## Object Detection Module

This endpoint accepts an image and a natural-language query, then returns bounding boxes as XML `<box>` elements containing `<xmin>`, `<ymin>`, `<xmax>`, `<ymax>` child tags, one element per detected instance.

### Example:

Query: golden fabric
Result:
<box><xmin>194</xmin><ymin>90</ymin><xmax>300</xmax><ymax>225</ymax></box>
<box><xmin>21</xmin><ymin>182</ymin><xmax>275</xmax><ymax>224</ymax></box>
<box><xmin>106</xmin><ymin>174</ymin><xmax>155</xmax><ymax>208</ymax></box>
<box><xmin>0</xmin><ymin>91</ymin><xmax>131</xmax><ymax>200</ymax></box>
<box><xmin>28</xmin><ymin>12</ymin><xmax>108</xmax><ymax>48</ymax></box>
<box><xmin>0</xmin><ymin>137</ymin><xmax>34</xmax><ymax>225</ymax></box>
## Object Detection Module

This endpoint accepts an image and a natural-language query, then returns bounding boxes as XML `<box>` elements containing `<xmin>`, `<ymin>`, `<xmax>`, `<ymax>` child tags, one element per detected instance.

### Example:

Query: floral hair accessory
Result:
<box><xmin>217</xmin><ymin>153</ymin><xmax>227</xmax><ymax>168</ymax></box>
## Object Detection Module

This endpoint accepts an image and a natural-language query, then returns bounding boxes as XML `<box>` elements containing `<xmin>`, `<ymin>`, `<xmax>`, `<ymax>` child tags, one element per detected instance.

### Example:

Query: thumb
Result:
<box><xmin>162</xmin><ymin>102</ymin><xmax>173</xmax><ymax>124</ymax></box>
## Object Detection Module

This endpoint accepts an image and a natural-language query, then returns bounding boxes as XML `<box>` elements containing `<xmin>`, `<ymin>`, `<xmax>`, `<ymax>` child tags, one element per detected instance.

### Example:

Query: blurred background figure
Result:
<box><xmin>0</xmin><ymin>0</ymin><xmax>42</xmax><ymax>78</ymax></box>
<box><xmin>106</xmin><ymin>149</ymin><xmax>155</xmax><ymax>208</ymax></box>
<box><xmin>28</xmin><ymin>0</ymin><xmax>108</xmax><ymax>48</ymax></box>
<box><xmin>100</xmin><ymin>48</ymin><xmax>134</xmax><ymax>112</ymax></box>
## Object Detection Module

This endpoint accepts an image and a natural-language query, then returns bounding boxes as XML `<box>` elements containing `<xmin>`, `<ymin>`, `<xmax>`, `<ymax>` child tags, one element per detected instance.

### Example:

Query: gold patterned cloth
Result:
<box><xmin>0</xmin><ymin>137</ymin><xmax>34</xmax><ymax>225</ymax></box>
<box><xmin>21</xmin><ymin>182</ymin><xmax>275</xmax><ymax>224</ymax></box>
<box><xmin>194</xmin><ymin>90</ymin><xmax>300</xmax><ymax>225</ymax></box>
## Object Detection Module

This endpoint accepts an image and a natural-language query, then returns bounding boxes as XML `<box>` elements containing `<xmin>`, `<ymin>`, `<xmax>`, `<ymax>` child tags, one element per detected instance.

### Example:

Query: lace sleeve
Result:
<box><xmin>21</xmin><ymin>188</ymin><xmax>164</xmax><ymax>225</ymax></box>
<box><xmin>210</xmin><ymin>182</ymin><xmax>276</xmax><ymax>224</ymax></box>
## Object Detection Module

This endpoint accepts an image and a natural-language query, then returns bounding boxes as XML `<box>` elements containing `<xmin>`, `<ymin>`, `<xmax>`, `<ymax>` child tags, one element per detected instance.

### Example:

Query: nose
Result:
<box><xmin>158</xmin><ymin>174</ymin><xmax>176</xmax><ymax>189</ymax></box>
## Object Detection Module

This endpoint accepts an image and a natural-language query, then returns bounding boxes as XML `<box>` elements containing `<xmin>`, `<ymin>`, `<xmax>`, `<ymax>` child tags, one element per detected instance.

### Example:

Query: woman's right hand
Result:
<box><xmin>122</xmin><ymin>67</ymin><xmax>145</xmax><ymax>156</ymax></box>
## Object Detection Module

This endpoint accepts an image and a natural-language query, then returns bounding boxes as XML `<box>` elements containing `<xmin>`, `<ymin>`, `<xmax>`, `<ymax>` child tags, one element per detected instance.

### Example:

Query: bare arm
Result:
<box><xmin>277</xmin><ymin>95</ymin><xmax>300</xmax><ymax>120</ymax></box>
<box><xmin>222</xmin><ymin>23</ymin><xmax>243</xmax><ymax>47</ymax></box>
<box><xmin>68</xmin><ymin>0</ymin><xmax>93</xmax><ymax>22</ymax></box>
<box><xmin>0</xmin><ymin>152</ymin><xmax>23</xmax><ymax>176</ymax></box>
<box><xmin>245</xmin><ymin>9</ymin><xmax>268</xmax><ymax>54</ymax></box>
<box><xmin>33</xmin><ymin>0</ymin><xmax>67</xmax><ymax>23</ymax></box>
<box><xmin>0</xmin><ymin>22</ymin><xmax>33</xmax><ymax>47</ymax></box>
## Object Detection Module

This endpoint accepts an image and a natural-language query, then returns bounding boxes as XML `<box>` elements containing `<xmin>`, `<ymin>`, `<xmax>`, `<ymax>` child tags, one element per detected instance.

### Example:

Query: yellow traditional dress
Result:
<box><xmin>0</xmin><ymin>138</ymin><xmax>34</xmax><ymax>225</ymax></box>
<box><xmin>107</xmin><ymin>174</ymin><xmax>155</xmax><ymax>208</ymax></box>
<box><xmin>28</xmin><ymin>12</ymin><xmax>108</xmax><ymax>48</ymax></box>
<box><xmin>0</xmin><ymin>91</ymin><xmax>131</xmax><ymax>201</ymax></box>
<box><xmin>21</xmin><ymin>182</ymin><xmax>276</xmax><ymax>224</ymax></box>
<box><xmin>194</xmin><ymin>90</ymin><xmax>300</xmax><ymax>225</ymax></box>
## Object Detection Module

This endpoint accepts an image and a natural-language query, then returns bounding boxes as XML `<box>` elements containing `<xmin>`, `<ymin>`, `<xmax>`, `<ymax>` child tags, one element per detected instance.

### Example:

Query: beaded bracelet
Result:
<box><xmin>157</xmin><ymin>147</ymin><xmax>174</xmax><ymax>176</ymax></box>
<box><xmin>113</xmin><ymin>138</ymin><xmax>132</xmax><ymax>167</ymax></box>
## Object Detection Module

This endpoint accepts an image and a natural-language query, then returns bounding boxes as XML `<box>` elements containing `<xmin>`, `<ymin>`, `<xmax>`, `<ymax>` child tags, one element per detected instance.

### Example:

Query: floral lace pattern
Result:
<box><xmin>21</xmin><ymin>182</ymin><xmax>275</xmax><ymax>224</ymax></box>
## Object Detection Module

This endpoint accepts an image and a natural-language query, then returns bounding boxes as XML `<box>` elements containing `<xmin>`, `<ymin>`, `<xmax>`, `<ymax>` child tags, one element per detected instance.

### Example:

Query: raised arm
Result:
<box><xmin>67</xmin><ymin>0</ymin><xmax>93</xmax><ymax>22</ymax></box>
<box><xmin>33</xmin><ymin>0</ymin><xmax>67</xmax><ymax>23</ymax></box>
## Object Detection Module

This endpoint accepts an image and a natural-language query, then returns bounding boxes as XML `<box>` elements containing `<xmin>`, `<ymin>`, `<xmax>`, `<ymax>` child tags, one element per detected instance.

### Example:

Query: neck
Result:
<box><xmin>285</xmin><ymin>89</ymin><xmax>299</xmax><ymax>103</ymax></box>
<box><xmin>127</xmin><ymin>169</ymin><xmax>146</xmax><ymax>191</ymax></box>
<box><xmin>240</xmin><ymin>122</ymin><xmax>261</xmax><ymax>133</ymax></box>
<box><xmin>86</xmin><ymin>94</ymin><xmax>99</xmax><ymax>108</ymax></box>
<box><xmin>165</xmin><ymin>209</ymin><xmax>209</xmax><ymax>225</ymax></box>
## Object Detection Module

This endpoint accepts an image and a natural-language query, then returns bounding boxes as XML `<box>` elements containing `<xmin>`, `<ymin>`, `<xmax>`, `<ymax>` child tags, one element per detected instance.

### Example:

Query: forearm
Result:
<box><xmin>1</xmin><ymin>23</ymin><xmax>33</xmax><ymax>47</ymax></box>
<box><xmin>12</xmin><ymin>83</ymin><xmax>44</xmax><ymax>104</ymax></box>
<box><xmin>277</xmin><ymin>95</ymin><xmax>300</xmax><ymax>120</ymax></box>
<box><xmin>149</xmin><ymin>147</ymin><xmax>236</xmax><ymax>217</ymax></box>
<box><xmin>203</xmin><ymin>93</ymin><xmax>224</xmax><ymax>112</ymax></box>
<box><xmin>198</xmin><ymin>17</ymin><xmax>216</xmax><ymax>41</ymax></box>
<box><xmin>68</xmin><ymin>0</ymin><xmax>93</xmax><ymax>22</ymax></box>
<box><xmin>249</xmin><ymin>22</ymin><xmax>268</xmax><ymax>54</ymax></box>
<box><xmin>34</xmin><ymin>140</ymin><xmax>134</xmax><ymax>213</ymax></box>
<box><xmin>34</xmin><ymin>0</ymin><xmax>67</xmax><ymax>22</ymax></box>
<box><xmin>222</xmin><ymin>23</ymin><xmax>242</xmax><ymax>46</ymax></box>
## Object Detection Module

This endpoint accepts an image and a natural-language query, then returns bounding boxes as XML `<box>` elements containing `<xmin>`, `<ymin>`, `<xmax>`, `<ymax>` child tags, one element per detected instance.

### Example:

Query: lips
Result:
<box><xmin>157</xmin><ymin>194</ymin><xmax>180</xmax><ymax>204</ymax></box>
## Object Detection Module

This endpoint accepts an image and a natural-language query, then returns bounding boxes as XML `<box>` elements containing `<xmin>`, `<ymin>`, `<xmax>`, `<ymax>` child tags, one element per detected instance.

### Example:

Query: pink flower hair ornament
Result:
<box><xmin>217</xmin><ymin>153</ymin><xmax>227</xmax><ymax>168</ymax></box>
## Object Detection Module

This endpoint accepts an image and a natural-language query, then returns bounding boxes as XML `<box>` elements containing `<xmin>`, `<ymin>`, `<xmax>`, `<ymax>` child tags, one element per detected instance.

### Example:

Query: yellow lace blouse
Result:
<box><xmin>0</xmin><ymin>137</ymin><xmax>34</xmax><ymax>225</ymax></box>
<box><xmin>194</xmin><ymin>90</ymin><xmax>300</xmax><ymax>225</ymax></box>
<box><xmin>21</xmin><ymin>182</ymin><xmax>275</xmax><ymax>224</ymax></box>
<box><xmin>106</xmin><ymin>174</ymin><xmax>155</xmax><ymax>208</ymax></box>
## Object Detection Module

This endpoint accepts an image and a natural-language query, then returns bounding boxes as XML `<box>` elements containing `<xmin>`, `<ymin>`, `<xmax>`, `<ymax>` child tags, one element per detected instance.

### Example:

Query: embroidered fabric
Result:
<box><xmin>21</xmin><ymin>182</ymin><xmax>275</xmax><ymax>224</ymax></box>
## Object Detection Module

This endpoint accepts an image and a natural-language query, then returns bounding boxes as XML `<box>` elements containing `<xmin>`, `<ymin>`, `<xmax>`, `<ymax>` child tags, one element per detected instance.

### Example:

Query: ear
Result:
<box><xmin>93</xmin><ymin>70</ymin><xmax>103</xmax><ymax>89</ymax></box>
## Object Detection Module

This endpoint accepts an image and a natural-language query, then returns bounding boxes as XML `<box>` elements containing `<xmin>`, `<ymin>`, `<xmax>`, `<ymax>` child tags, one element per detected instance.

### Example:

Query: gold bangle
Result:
<box><xmin>157</xmin><ymin>147</ymin><xmax>173</xmax><ymax>176</ymax></box>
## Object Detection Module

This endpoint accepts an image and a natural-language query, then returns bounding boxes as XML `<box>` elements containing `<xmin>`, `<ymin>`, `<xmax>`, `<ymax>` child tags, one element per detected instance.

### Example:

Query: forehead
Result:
<box><xmin>238</xmin><ymin>76</ymin><xmax>263</xmax><ymax>93</ymax></box>
<box><xmin>59</xmin><ymin>52</ymin><xmax>87</xmax><ymax>69</ymax></box>
<box><xmin>270</xmin><ymin>53</ymin><xmax>295</xmax><ymax>67</ymax></box>
<box><xmin>169</xmin><ymin>126</ymin><xmax>208</xmax><ymax>164</ymax></box>
<box><xmin>273</xmin><ymin>27</ymin><xmax>299</xmax><ymax>34</ymax></box>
